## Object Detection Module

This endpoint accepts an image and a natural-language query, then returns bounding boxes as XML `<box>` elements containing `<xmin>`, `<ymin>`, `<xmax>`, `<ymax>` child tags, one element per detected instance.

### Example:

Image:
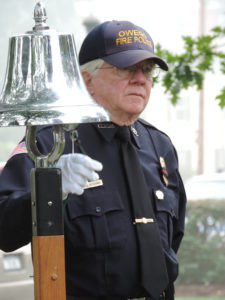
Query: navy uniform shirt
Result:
<box><xmin>0</xmin><ymin>120</ymin><xmax>186</xmax><ymax>299</ymax></box>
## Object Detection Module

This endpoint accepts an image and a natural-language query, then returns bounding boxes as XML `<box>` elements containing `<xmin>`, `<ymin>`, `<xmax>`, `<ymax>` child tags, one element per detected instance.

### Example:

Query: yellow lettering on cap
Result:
<box><xmin>116</xmin><ymin>28</ymin><xmax>153</xmax><ymax>47</ymax></box>
<box><xmin>133</xmin><ymin>30</ymin><xmax>139</xmax><ymax>36</ymax></box>
<box><xmin>122</xmin><ymin>37</ymin><xmax>128</xmax><ymax>44</ymax></box>
<box><xmin>118</xmin><ymin>30</ymin><xmax>125</xmax><ymax>37</ymax></box>
<box><xmin>126</xmin><ymin>30</ymin><xmax>135</xmax><ymax>36</ymax></box>
<box><xmin>116</xmin><ymin>37</ymin><xmax>123</xmax><ymax>45</ymax></box>
<box><xmin>140</xmin><ymin>32</ymin><xmax>147</xmax><ymax>39</ymax></box>
<box><xmin>118</xmin><ymin>29</ymin><xmax>146</xmax><ymax>37</ymax></box>
<box><xmin>118</xmin><ymin>30</ymin><xmax>136</xmax><ymax>37</ymax></box>
<box><xmin>133</xmin><ymin>36</ymin><xmax>153</xmax><ymax>47</ymax></box>
<box><xmin>127</xmin><ymin>36</ymin><xmax>132</xmax><ymax>44</ymax></box>
<box><xmin>116</xmin><ymin>37</ymin><xmax>133</xmax><ymax>46</ymax></box>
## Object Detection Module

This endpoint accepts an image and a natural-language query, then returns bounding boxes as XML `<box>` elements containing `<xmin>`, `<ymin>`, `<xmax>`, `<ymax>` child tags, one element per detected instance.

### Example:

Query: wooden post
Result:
<box><xmin>33</xmin><ymin>236</ymin><xmax>66</xmax><ymax>300</ymax></box>
<box><xmin>31</xmin><ymin>168</ymin><xmax>66</xmax><ymax>300</ymax></box>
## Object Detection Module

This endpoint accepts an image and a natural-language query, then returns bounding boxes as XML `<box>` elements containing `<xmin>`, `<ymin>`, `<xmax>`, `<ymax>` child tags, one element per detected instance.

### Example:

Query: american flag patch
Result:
<box><xmin>10</xmin><ymin>141</ymin><xmax>28</xmax><ymax>157</ymax></box>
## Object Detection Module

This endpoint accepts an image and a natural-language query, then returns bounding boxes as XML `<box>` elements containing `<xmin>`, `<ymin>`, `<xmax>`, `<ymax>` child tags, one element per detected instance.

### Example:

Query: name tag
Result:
<box><xmin>84</xmin><ymin>179</ymin><xmax>103</xmax><ymax>189</ymax></box>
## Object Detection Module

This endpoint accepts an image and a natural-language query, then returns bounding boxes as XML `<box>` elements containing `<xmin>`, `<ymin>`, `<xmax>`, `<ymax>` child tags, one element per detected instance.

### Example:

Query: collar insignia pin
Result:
<box><xmin>131</xmin><ymin>126</ymin><xmax>139</xmax><ymax>136</ymax></box>
<box><xmin>97</xmin><ymin>123</ymin><xmax>115</xmax><ymax>128</ymax></box>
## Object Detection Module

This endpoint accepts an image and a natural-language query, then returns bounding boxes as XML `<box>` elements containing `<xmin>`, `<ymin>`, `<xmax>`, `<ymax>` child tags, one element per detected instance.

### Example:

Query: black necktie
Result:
<box><xmin>117</xmin><ymin>126</ymin><xmax>169</xmax><ymax>299</ymax></box>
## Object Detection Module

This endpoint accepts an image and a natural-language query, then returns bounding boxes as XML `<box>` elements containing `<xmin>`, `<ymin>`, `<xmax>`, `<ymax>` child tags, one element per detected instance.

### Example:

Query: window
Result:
<box><xmin>215</xmin><ymin>148</ymin><xmax>225</xmax><ymax>172</ymax></box>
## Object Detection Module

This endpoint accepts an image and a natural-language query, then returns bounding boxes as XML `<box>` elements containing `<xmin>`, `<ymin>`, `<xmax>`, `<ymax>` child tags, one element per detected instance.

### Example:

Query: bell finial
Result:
<box><xmin>33</xmin><ymin>2</ymin><xmax>49</xmax><ymax>31</ymax></box>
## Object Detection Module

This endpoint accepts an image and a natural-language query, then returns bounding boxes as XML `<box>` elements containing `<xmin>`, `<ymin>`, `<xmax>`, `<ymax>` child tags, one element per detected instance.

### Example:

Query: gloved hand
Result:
<box><xmin>56</xmin><ymin>153</ymin><xmax>103</xmax><ymax>197</ymax></box>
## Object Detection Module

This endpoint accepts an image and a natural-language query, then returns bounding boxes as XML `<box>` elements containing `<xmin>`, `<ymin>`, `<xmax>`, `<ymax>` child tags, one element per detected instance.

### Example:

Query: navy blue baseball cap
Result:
<box><xmin>79</xmin><ymin>20</ymin><xmax>168</xmax><ymax>71</ymax></box>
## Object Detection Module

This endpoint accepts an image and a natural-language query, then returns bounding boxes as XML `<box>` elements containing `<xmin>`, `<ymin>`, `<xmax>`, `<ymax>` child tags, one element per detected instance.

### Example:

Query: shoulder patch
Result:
<box><xmin>10</xmin><ymin>141</ymin><xmax>27</xmax><ymax>158</ymax></box>
<box><xmin>138</xmin><ymin>118</ymin><xmax>155</xmax><ymax>128</ymax></box>
<box><xmin>138</xmin><ymin>118</ymin><xmax>171</xmax><ymax>139</ymax></box>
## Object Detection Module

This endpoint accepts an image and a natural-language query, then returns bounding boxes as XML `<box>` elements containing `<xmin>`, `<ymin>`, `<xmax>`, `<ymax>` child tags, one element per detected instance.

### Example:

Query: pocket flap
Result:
<box><xmin>67</xmin><ymin>190</ymin><xmax>125</xmax><ymax>219</ymax></box>
<box><xmin>153</xmin><ymin>189</ymin><xmax>178</xmax><ymax>218</ymax></box>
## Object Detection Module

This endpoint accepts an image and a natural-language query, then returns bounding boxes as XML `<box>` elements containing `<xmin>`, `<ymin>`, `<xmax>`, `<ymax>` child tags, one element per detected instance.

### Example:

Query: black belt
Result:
<box><xmin>67</xmin><ymin>295</ymin><xmax>165</xmax><ymax>300</ymax></box>
<box><xmin>67</xmin><ymin>298</ymin><xmax>151</xmax><ymax>300</ymax></box>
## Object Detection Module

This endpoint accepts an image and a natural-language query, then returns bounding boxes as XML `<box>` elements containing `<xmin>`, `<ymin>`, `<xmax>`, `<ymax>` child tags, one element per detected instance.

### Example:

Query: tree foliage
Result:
<box><xmin>177</xmin><ymin>200</ymin><xmax>225</xmax><ymax>285</ymax></box>
<box><xmin>155</xmin><ymin>26</ymin><xmax>225</xmax><ymax>107</ymax></box>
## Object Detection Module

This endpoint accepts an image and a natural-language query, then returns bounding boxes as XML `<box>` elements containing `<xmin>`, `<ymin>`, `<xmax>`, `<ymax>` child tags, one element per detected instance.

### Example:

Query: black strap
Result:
<box><xmin>116</xmin><ymin>126</ymin><xmax>169</xmax><ymax>299</ymax></box>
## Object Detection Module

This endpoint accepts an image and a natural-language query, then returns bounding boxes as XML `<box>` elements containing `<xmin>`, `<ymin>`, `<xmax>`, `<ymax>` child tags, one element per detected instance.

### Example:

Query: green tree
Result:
<box><xmin>177</xmin><ymin>200</ymin><xmax>225</xmax><ymax>285</ymax></box>
<box><xmin>155</xmin><ymin>26</ymin><xmax>225</xmax><ymax>108</ymax></box>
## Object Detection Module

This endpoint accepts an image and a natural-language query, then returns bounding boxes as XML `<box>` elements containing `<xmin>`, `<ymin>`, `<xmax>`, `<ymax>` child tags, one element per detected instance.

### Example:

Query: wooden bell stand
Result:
<box><xmin>27</xmin><ymin>125</ymin><xmax>67</xmax><ymax>300</ymax></box>
<box><xmin>31</xmin><ymin>167</ymin><xmax>66</xmax><ymax>300</ymax></box>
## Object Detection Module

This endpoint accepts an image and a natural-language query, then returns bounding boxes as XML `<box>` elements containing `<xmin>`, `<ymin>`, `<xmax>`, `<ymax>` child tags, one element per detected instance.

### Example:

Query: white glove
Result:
<box><xmin>56</xmin><ymin>153</ymin><xmax>103</xmax><ymax>197</ymax></box>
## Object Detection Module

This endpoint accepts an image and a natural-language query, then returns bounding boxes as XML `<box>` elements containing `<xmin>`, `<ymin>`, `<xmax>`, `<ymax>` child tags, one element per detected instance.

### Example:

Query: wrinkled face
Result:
<box><xmin>82</xmin><ymin>60</ymin><xmax>153</xmax><ymax>126</ymax></box>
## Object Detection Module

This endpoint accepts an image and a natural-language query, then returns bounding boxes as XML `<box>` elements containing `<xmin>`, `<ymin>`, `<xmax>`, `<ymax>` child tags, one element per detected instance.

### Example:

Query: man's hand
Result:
<box><xmin>56</xmin><ymin>153</ymin><xmax>103</xmax><ymax>197</ymax></box>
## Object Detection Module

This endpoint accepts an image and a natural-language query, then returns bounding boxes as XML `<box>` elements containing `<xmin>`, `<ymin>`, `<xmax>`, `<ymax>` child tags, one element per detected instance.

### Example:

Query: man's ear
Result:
<box><xmin>82</xmin><ymin>71</ymin><xmax>94</xmax><ymax>96</ymax></box>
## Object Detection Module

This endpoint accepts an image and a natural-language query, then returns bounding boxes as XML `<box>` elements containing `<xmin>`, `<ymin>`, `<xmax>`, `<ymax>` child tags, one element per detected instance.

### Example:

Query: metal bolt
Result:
<box><xmin>95</xmin><ymin>206</ymin><xmax>101</xmax><ymax>213</ymax></box>
<box><xmin>48</xmin><ymin>221</ymin><xmax>53</xmax><ymax>227</ymax></box>
<box><xmin>51</xmin><ymin>273</ymin><xmax>58</xmax><ymax>281</ymax></box>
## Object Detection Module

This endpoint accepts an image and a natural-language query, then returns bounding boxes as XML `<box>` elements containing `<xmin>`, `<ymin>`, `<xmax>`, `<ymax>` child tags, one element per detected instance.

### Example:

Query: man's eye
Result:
<box><xmin>145</xmin><ymin>66</ymin><xmax>153</xmax><ymax>72</ymax></box>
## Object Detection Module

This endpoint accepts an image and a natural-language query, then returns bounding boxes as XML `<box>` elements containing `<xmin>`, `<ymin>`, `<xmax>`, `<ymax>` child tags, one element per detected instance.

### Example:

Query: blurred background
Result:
<box><xmin>0</xmin><ymin>0</ymin><xmax>225</xmax><ymax>299</ymax></box>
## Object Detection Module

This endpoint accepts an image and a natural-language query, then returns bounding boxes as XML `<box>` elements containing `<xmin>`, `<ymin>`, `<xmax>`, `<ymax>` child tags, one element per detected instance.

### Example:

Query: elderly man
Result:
<box><xmin>0</xmin><ymin>20</ymin><xmax>186</xmax><ymax>300</ymax></box>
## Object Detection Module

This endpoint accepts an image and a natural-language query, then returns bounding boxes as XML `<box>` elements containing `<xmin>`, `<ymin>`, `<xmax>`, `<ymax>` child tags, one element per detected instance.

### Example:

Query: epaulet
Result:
<box><xmin>9</xmin><ymin>125</ymin><xmax>52</xmax><ymax>159</ymax></box>
<box><xmin>9</xmin><ymin>141</ymin><xmax>27</xmax><ymax>157</ymax></box>
<box><xmin>137</xmin><ymin>118</ymin><xmax>170</xmax><ymax>139</ymax></box>
<box><xmin>138</xmin><ymin>118</ymin><xmax>155</xmax><ymax>128</ymax></box>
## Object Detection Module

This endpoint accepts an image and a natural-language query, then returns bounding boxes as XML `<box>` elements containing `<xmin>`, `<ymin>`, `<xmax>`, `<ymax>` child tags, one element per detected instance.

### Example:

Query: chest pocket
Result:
<box><xmin>64</xmin><ymin>190</ymin><xmax>127</xmax><ymax>251</ymax></box>
<box><xmin>153</xmin><ymin>188</ymin><xmax>178</xmax><ymax>250</ymax></box>
<box><xmin>153</xmin><ymin>188</ymin><xmax>179</xmax><ymax>281</ymax></box>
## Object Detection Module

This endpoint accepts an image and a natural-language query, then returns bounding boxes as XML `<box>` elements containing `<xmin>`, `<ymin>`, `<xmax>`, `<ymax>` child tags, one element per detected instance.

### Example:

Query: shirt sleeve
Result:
<box><xmin>0</xmin><ymin>126</ymin><xmax>59</xmax><ymax>252</ymax></box>
<box><xmin>172</xmin><ymin>171</ymin><xmax>186</xmax><ymax>253</ymax></box>
<box><xmin>0</xmin><ymin>153</ymin><xmax>33</xmax><ymax>252</ymax></box>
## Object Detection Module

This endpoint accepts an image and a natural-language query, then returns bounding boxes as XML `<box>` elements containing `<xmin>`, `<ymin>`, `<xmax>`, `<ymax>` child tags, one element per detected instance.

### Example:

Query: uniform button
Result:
<box><xmin>155</xmin><ymin>190</ymin><xmax>164</xmax><ymax>200</ymax></box>
<box><xmin>95</xmin><ymin>206</ymin><xmax>101</xmax><ymax>213</ymax></box>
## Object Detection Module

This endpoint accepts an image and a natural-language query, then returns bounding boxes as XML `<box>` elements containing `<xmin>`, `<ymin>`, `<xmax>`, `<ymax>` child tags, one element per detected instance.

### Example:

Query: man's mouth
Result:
<box><xmin>128</xmin><ymin>93</ymin><xmax>145</xmax><ymax>99</ymax></box>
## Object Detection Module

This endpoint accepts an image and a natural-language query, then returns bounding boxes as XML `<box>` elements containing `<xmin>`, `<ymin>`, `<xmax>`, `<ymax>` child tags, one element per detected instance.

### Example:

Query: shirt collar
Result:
<box><xmin>94</xmin><ymin>122</ymin><xmax>141</xmax><ymax>148</ymax></box>
<box><xmin>94</xmin><ymin>122</ymin><xmax>118</xmax><ymax>142</ymax></box>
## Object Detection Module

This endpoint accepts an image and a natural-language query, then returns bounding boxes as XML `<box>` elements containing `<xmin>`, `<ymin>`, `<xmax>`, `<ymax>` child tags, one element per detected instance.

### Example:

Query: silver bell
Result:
<box><xmin>0</xmin><ymin>2</ymin><xmax>110</xmax><ymax>127</ymax></box>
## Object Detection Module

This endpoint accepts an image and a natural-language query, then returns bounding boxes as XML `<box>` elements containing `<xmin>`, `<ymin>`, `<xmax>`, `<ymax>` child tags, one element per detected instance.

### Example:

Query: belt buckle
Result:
<box><xmin>127</xmin><ymin>295</ymin><xmax>165</xmax><ymax>300</ymax></box>
<box><xmin>159</xmin><ymin>291</ymin><xmax>166</xmax><ymax>299</ymax></box>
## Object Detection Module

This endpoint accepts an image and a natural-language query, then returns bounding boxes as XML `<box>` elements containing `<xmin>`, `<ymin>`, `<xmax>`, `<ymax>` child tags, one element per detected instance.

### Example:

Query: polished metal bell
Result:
<box><xmin>0</xmin><ymin>2</ymin><xmax>110</xmax><ymax>127</ymax></box>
